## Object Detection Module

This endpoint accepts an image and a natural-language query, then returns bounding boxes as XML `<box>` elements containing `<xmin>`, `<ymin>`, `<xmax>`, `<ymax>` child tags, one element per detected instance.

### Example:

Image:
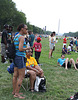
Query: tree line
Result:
<box><xmin>0</xmin><ymin>0</ymin><xmax>51</xmax><ymax>34</ymax></box>
<box><xmin>63</xmin><ymin>32</ymin><xmax>78</xmax><ymax>37</ymax></box>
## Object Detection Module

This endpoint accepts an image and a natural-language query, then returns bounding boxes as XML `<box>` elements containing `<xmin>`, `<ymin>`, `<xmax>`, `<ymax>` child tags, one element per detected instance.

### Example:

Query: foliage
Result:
<box><xmin>0</xmin><ymin>0</ymin><xmax>52</xmax><ymax>34</ymax></box>
<box><xmin>63</xmin><ymin>32</ymin><xmax>78</xmax><ymax>37</ymax></box>
<box><xmin>0</xmin><ymin>0</ymin><xmax>26</xmax><ymax>31</ymax></box>
<box><xmin>0</xmin><ymin>37</ymin><xmax>78</xmax><ymax>100</ymax></box>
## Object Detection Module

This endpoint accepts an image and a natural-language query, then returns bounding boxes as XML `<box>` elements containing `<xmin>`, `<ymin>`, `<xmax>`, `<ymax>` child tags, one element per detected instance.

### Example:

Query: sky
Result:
<box><xmin>12</xmin><ymin>0</ymin><xmax>78</xmax><ymax>34</ymax></box>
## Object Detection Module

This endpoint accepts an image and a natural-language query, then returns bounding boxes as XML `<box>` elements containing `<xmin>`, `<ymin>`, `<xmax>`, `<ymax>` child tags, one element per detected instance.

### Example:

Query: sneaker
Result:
<box><xmin>75</xmin><ymin>51</ymin><xmax>77</xmax><ymax>53</ymax></box>
<box><xmin>4</xmin><ymin>61</ymin><xmax>8</xmax><ymax>64</ymax></box>
<box><xmin>51</xmin><ymin>56</ymin><xmax>53</xmax><ymax>58</ymax></box>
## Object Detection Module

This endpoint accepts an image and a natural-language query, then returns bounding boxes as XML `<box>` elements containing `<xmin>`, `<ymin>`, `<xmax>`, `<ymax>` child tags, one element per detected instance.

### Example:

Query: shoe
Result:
<box><xmin>4</xmin><ymin>61</ymin><xmax>8</xmax><ymax>64</ymax></box>
<box><xmin>51</xmin><ymin>56</ymin><xmax>53</xmax><ymax>58</ymax></box>
<box><xmin>75</xmin><ymin>51</ymin><xmax>77</xmax><ymax>53</ymax></box>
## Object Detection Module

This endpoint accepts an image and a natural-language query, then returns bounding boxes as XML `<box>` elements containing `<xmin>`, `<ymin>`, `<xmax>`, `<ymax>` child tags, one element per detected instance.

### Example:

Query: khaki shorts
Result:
<box><xmin>1</xmin><ymin>43</ymin><xmax>6</xmax><ymax>56</ymax></box>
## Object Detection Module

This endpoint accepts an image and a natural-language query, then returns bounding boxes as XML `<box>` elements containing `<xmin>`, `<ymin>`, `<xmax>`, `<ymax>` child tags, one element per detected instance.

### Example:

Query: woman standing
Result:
<box><xmin>12</xmin><ymin>24</ymin><xmax>30</xmax><ymax>99</ymax></box>
<box><xmin>49</xmin><ymin>33</ymin><xmax>55</xmax><ymax>58</ymax></box>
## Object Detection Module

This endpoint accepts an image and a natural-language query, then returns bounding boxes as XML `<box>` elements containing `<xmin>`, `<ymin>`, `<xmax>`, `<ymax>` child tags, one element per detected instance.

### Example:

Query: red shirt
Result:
<box><xmin>63</xmin><ymin>38</ymin><xmax>67</xmax><ymax>43</ymax></box>
<box><xmin>33</xmin><ymin>42</ymin><xmax>42</xmax><ymax>52</ymax></box>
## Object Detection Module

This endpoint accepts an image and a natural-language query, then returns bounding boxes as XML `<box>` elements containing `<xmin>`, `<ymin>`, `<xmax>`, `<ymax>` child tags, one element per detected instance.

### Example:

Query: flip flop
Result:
<box><xmin>14</xmin><ymin>94</ymin><xmax>25</xmax><ymax>99</ymax></box>
<box><xmin>12</xmin><ymin>92</ymin><xmax>23</xmax><ymax>95</ymax></box>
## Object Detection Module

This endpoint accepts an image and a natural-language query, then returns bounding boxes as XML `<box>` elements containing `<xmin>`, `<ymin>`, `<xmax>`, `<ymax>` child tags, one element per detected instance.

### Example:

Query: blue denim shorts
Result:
<box><xmin>14</xmin><ymin>56</ymin><xmax>26</xmax><ymax>69</ymax></box>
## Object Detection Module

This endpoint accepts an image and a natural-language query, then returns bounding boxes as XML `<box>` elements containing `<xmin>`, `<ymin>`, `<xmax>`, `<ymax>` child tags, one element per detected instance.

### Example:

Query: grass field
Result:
<box><xmin>0</xmin><ymin>37</ymin><xmax>78</xmax><ymax>100</ymax></box>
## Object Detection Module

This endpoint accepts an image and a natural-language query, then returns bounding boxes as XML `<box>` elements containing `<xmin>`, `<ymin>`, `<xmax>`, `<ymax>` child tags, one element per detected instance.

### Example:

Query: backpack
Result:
<box><xmin>7</xmin><ymin>63</ymin><xmax>14</xmax><ymax>74</ymax></box>
<box><xmin>6</xmin><ymin>42</ymin><xmax>16</xmax><ymax>59</ymax></box>
<box><xmin>67</xmin><ymin>92</ymin><xmax>78</xmax><ymax>100</ymax></box>
<box><xmin>34</xmin><ymin>76</ymin><xmax>46</xmax><ymax>92</ymax></box>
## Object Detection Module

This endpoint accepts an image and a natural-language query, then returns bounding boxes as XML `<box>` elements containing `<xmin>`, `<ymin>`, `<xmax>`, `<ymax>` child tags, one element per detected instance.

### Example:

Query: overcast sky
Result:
<box><xmin>12</xmin><ymin>0</ymin><xmax>78</xmax><ymax>34</ymax></box>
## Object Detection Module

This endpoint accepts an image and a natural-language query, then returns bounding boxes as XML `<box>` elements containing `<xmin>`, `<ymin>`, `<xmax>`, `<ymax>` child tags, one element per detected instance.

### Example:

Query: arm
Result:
<box><xmin>19</xmin><ymin>36</ymin><xmax>31</xmax><ymax>51</ymax></box>
<box><xmin>62</xmin><ymin>48</ymin><xmax>67</xmax><ymax>54</ymax></box>
<box><xmin>51</xmin><ymin>38</ymin><xmax>54</xmax><ymax>43</ymax></box>
<box><xmin>57</xmin><ymin>62</ymin><xmax>61</xmax><ymax>67</ymax></box>
<box><xmin>26</xmin><ymin>65</ymin><xmax>40</xmax><ymax>73</ymax></box>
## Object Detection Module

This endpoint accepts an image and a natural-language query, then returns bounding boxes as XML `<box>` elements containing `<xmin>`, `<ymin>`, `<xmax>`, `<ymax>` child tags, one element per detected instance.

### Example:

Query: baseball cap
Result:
<box><xmin>37</xmin><ymin>37</ymin><xmax>41</xmax><ymax>41</ymax></box>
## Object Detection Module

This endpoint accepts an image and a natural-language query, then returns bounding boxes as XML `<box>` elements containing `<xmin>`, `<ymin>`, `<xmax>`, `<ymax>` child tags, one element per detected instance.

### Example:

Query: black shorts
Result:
<box><xmin>75</xmin><ymin>63</ymin><xmax>78</xmax><ymax>69</ymax></box>
<box><xmin>35</xmin><ymin>51</ymin><xmax>41</xmax><ymax>59</ymax></box>
<box><xmin>62</xmin><ymin>61</ymin><xmax>71</xmax><ymax>68</ymax></box>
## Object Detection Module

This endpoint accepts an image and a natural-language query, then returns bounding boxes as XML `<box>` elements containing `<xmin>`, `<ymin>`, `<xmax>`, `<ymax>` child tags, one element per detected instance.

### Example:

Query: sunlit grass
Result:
<box><xmin>0</xmin><ymin>37</ymin><xmax>78</xmax><ymax>100</ymax></box>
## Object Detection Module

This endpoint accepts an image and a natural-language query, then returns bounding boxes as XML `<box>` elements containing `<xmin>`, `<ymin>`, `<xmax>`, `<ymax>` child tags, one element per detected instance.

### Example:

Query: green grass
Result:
<box><xmin>0</xmin><ymin>37</ymin><xmax>78</xmax><ymax>100</ymax></box>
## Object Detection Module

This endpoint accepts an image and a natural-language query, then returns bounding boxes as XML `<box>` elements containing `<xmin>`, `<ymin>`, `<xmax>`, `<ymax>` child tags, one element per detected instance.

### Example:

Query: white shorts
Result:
<box><xmin>50</xmin><ymin>44</ymin><xmax>54</xmax><ymax>49</ymax></box>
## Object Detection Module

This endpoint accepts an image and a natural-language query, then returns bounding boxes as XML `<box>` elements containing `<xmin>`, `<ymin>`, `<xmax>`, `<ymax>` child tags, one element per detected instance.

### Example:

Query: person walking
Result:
<box><xmin>49</xmin><ymin>33</ymin><xmax>55</xmax><ymax>58</ymax></box>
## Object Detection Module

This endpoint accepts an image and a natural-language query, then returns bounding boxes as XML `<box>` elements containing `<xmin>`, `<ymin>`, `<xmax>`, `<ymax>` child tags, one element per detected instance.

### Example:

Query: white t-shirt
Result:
<box><xmin>67</xmin><ymin>46</ymin><xmax>71</xmax><ymax>51</ymax></box>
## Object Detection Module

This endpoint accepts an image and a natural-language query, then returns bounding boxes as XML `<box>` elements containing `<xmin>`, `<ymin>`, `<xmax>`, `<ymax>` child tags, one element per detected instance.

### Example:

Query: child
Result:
<box><xmin>33</xmin><ymin>37</ymin><xmax>42</xmax><ymax>64</ymax></box>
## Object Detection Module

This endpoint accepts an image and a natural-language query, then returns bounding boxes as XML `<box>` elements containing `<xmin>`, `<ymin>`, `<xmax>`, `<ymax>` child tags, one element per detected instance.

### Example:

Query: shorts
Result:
<box><xmin>14</xmin><ymin>56</ymin><xmax>26</xmax><ymax>69</ymax></box>
<box><xmin>76</xmin><ymin>44</ymin><xmax>78</xmax><ymax>47</ymax></box>
<box><xmin>1</xmin><ymin>43</ymin><xmax>6</xmax><ymax>56</ymax></box>
<box><xmin>50</xmin><ymin>44</ymin><xmax>54</xmax><ymax>49</ymax></box>
<box><xmin>35</xmin><ymin>51</ymin><xmax>41</xmax><ymax>59</ymax></box>
<box><xmin>62</xmin><ymin>61</ymin><xmax>71</xmax><ymax>68</ymax></box>
<box><xmin>75</xmin><ymin>63</ymin><xmax>78</xmax><ymax>69</ymax></box>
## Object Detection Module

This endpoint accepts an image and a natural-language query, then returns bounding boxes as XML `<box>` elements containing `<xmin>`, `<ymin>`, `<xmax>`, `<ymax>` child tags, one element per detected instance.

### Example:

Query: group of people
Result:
<box><xmin>1</xmin><ymin>24</ymin><xmax>13</xmax><ymax>63</ymax></box>
<box><xmin>62</xmin><ymin>36</ymin><xmax>78</xmax><ymax>54</ymax></box>
<box><xmin>1</xmin><ymin>23</ymin><xmax>78</xmax><ymax>99</ymax></box>
<box><xmin>5</xmin><ymin>24</ymin><xmax>43</xmax><ymax>99</ymax></box>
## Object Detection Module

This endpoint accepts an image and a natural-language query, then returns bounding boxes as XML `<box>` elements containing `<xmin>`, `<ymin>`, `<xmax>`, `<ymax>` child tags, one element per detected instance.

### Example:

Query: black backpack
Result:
<box><xmin>6</xmin><ymin>42</ymin><xmax>16</xmax><ymax>59</ymax></box>
<box><xmin>66</xmin><ymin>92</ymin><xmax>78</xmax><ymax>100</ymax></box>
<box><xmin>39</xmin><ymin>78</ymin><xmax>46</xmax><ymax>92</ymax></box>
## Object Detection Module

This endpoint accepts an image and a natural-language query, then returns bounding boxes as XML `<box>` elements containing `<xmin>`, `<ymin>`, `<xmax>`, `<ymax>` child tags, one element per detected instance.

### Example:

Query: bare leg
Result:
<box><xmin>27</xmin><ymin>70</ymin><xmax>36</xmax><ymax>90</ymax></box>
<box><xmin>65</xmin><ymin>58</ymin><xmax>69</xmax><ymax>70</ymax></box>
<box><xmin>70</xmin><ymin>58</ymin><xmax>78</xmax><ymax>70</ymax></box>
<box><xmin>35</xmin><ymin>65</ymin><xmax>44</xmax><ymax>77</ymax></box>
<box><xmin>12</xmin><ymin>67</ymin><xmax>18</xmax><ymax>94</ymax></box>
<box><xmin>49</xmin><ymin>49</ymin><xmax>52</xmax><ymax>58</ymax></box>
<box><xmin>14</xmin><ymin>68</ymin><xmax>25</xmax><ymax>98</ymax></box>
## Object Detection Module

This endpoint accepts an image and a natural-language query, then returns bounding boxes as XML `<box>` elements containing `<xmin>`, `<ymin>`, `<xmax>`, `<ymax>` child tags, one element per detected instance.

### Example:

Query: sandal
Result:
<box><xmin>12</xmin><ymin>92</ymin><xmax>23</xmax><ymax>95</ymax></box>
<box><xmin>29</xmin><ymin>89</ymin><xmax>34</xmax><ymax>92</ymax></box>
<box><xmin>14</xmin><ymin>94</ymin><xmax>25</xmax><ymax>99</ymax></box>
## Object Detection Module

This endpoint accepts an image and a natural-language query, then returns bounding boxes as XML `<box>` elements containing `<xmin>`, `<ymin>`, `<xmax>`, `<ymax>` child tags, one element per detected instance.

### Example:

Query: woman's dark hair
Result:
<box><xmin>51</xmin><ymin>33</ymin><xmax>53</xmax><ymax>37</ymax></box>
<box><xmin>28</xmin><ymin>30</ymin><xmax>32</xmax><ymax>35</ymax></box>
<box><xmin>61</xmin><ymin>54</ymin><xmax>65</xmax><ymax>57</ymax></box>
<box><xmin>17</xmin><ymin>24</ymin><xmax>25</xmax><ymax>31</ymax></box>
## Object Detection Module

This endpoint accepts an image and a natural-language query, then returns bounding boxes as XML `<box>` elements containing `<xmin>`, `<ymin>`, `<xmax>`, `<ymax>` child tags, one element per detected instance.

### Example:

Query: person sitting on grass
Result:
<box><xmin>75</xmin><ymin>58</ymin><xmax>78</xmax><ymax>69</ymax></box>
<box><xmin>57</xmin><ymin>54</ymin><xmax>78</xmax><ymax>70</ymax></box>
<box><xmin>26</xmin><ymin>49</ymin><xmax>44</xmax><ymax>92</ymax></box>
<box><xmin>62</xmin><ymin>45</ymin><xmax>71</xmax><ymax>54</ymax></box>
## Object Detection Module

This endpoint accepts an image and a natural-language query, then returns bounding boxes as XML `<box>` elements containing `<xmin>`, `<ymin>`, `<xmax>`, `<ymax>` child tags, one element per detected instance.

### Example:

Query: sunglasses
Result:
<box><xmin>28</xmin><ymin>51</ymin><xmax>32</xmax><ymax>53</ymax></box>
<box><xmin>24</xmin><ymin>28</ymin><xmax>28</xmax><ymax>30</ymax></box>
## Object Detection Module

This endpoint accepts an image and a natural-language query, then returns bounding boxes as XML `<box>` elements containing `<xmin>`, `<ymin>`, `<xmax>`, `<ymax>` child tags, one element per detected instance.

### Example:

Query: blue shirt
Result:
<box><xmin>14</xmin><ymin>35</ymin><xmax>26</xmax><ymax>57</ymax></box>
<box><xmin>58</xmin><ymin>58</ymin><xmax>66</xmax><ymax>66</ymax></box>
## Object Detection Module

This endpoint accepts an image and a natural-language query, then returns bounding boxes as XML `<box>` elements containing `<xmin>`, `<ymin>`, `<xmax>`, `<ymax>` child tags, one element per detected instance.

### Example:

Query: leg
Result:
<box><xmin>49</xmin><ymin>49</ymin><xmax>52</xmax><ymax>58</ymax></box>
<box><xmin>70</xmin><ymin>58</ymin><xmax>78</xmax><ymax>70</ymax></box>
<box><xmin>15</xmin><ymin>68</ymin><xmax>25</xmax><ymax>95</ymax></box>
<box><xmin>12</xmin><ymin>67</ymin><xmax>18</xmax><ymax>94</ymax></box>
<box><xmin>65</xmin><ymin>58</ymin><xmax>69</xmax><ymax>69</ymax></box>
<box><xmin>1</xmin><ymin>55</ymin><xmax>5</xmax><ymax>63</ymax></box>
<box><xmin>35</xmin><ymin>65</ymin><xmax>44</xmax><ymax>77</ymax></box>
<box><xmin>27</xmin><ymin>70</ymin><xmax>36</xmax><ymax>90</ymax></box>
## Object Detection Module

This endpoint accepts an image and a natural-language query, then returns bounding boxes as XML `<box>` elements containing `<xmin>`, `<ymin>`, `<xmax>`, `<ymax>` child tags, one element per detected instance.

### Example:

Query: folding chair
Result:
<box><xmin>7</xmin><ymin>64</ymin><xmax>30</xmax><ymax>91</ymax></box>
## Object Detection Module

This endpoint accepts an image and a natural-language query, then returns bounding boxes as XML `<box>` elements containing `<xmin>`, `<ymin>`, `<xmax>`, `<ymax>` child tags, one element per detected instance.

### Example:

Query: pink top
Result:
<box><xmin>33</xmin><ymin>42</ymin><xmax>42</xmax><ymax>52</ymax></box>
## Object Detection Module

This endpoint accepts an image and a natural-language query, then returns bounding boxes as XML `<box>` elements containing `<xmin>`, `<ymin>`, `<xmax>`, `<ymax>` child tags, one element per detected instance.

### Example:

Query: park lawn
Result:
<box><xmin>0</xmin><ymin>37</ymin><xmax>78</xmax><ymax>100</ymax></box>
